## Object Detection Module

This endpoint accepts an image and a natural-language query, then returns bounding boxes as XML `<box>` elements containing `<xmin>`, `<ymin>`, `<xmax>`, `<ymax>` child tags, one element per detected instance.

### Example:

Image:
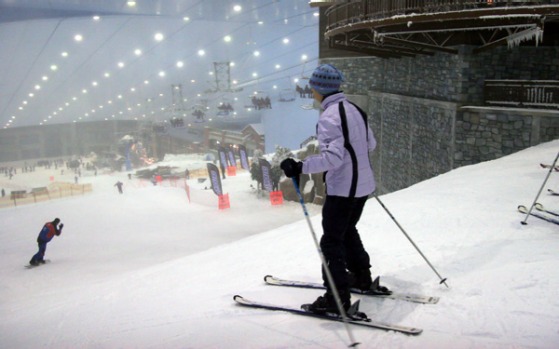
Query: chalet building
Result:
<box><xmin>312</xmin><ymin>0</ymin><xmax>559</xmax><ymax>193</ymax></box>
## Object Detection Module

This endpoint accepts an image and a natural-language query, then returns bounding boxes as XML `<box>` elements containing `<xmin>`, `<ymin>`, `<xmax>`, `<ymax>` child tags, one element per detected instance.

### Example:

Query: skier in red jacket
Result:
<box><xmin>29</xmin><ymin>218</ymin><xmax>63</xmax><ymax>266</ymax></box>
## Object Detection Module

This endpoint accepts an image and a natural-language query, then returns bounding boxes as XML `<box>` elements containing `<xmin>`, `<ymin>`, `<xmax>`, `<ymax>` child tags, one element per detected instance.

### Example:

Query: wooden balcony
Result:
<box><xmin>484</xmin><ymin>80</ymin><xmax>559</xmax><ymax>109</ymax></box>
<box><xmin>323</xmin><ymin>1</ymin><xmax>559</xmax><ymax>58</ymax></box>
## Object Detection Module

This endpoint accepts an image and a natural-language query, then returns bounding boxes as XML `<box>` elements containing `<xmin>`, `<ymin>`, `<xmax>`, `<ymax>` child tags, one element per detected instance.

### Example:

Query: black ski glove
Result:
<box><xmin>280</xmin><ymin>158</ymin><xmax>303</xmax><ymax>178</ymax></box>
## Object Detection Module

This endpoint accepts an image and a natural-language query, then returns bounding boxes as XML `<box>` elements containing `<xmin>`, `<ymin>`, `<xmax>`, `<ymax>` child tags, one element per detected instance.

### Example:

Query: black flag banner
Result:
<box><xmin>227</xmin><ymin>148</ymin><xmax>236</xmax><ymax>167</ymax></box>
<box><xmin>238</xmin><ymin>145</ymin><xmax>250</xmax><ymax>170</ymax></box>
<box><xmin>218</xmin><ymin>146</ymin><xmax>228</xmax><ymax>169</ymax></box>
<box><xmin>207</xmin><ymin>163</ymin><xmax>223</xmax><ymax>196</ymax></box>
<box><xmin>259</xmin><ymin>158</ymin><xmax>273</xmax><ymax>192</ymax></box>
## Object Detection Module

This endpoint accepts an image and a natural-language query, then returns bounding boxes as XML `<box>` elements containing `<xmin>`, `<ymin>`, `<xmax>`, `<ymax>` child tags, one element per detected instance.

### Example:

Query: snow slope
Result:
<box><xmin>0</xmin><ymin>140</ymin><xmax>558</xmax><ymax>349</ymax></box>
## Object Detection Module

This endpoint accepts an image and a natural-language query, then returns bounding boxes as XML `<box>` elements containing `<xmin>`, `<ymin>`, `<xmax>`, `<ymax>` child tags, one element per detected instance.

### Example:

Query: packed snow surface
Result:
<box><xmin>1</xmin><ymin>140</ymin><xmax>558</xmax><ymax>348</ymax></box>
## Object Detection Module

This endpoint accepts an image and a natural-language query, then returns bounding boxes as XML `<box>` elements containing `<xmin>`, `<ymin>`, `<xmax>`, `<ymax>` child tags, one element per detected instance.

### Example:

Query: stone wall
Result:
<box><xmin>456</xmin><ymin>107</ymin><xmax>559</xmax><ymax>166</ymax></box>
<box><xmin>318</xmin><ymin>45</ymin><xmax>559</xmax><ymax>193</ymax></box>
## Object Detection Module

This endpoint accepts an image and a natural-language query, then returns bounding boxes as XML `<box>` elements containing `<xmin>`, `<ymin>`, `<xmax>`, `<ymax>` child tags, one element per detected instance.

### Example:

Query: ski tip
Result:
<box><xmin>233</xmin><ymin>295</ymin><xmax>243</xmax><ymax>301</ymax></box>
<box><xmin>348</xmin><ymin>342</ymin><xmax>361</xmax><ymax>348</ymax></box>
<box><xmin>263</xmin><ymin>274</ymin><xmax>273</xmax><ymax>282</ymax></box>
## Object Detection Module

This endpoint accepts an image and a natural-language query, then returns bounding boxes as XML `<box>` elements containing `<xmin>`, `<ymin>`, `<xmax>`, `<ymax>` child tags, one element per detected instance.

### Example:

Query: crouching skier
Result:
<box><xmin>29</xmin><ymin>218</ymin><xmax>63</xmax><ymax>266</ymax></box>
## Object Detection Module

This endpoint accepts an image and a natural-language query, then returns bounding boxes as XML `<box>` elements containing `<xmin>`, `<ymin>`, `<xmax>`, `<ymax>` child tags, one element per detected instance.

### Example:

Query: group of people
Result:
<box><xmin>251</xmin><ymin>96</ymin><xmax>272</xmax><ymax>110</ymax></box>
<box><xmin>25</xmin><ymin>63</ymin><xmax>382</xmax><ymax>319</ymax></box>
<box><xmin>295</xmin><ymin>84</ymin><xmax>313</xmax><ymax>99</ymax></box>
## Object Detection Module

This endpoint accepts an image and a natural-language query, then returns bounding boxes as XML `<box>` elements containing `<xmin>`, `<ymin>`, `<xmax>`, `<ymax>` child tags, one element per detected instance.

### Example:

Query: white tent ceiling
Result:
<box><xmin>0</xmin><ymin>0</ymin><xmax>319</xmax><ymax>129</ymax></box>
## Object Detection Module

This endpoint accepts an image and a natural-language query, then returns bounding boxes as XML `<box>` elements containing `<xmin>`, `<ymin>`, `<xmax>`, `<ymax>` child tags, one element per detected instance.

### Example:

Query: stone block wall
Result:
<box><xmin>318</xmin><ymin>45</ymin><xmax>559</xmax><ymax>193</ymax></box>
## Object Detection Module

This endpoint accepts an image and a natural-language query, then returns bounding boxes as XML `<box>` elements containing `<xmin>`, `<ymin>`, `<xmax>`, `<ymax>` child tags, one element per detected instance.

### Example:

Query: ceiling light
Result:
<box><xmin>93</xmin><ymin>15</ymin><xmax>100</xmax><ymax>21</ymax></box>
<box><xmin>224</xmin><ymin>35</ymin><xmax>232</xmax><ymax>43</ymax></box>
<box><xmin>118</xmin><ymin>62</ymin><xmax>125</xmax><ymax>68</ymax></box>
<box><xmin>301</xmin><ymin>54</ymin><xmax>308</xmax><ymax>61</ymax></box>
<box><xmin>134</xmin><ymin>49</ymin><xmax>142</xmax><ymax>56</ymax></box>
<box><xmin>34</xmin><ymin>85</ymin><xmax>41</xmax><ymax>90</ymax></box>
<box><xmin>42</xmin><ymin>76</ymin><xmax>48</xmax><ymax>81</ymax></box>
<box><xmin>252</xmin><ymin>72</ymin><xmax>258</xmax><ymax>77</ymax></box>
<box><xmin>144</xmin><ymin>80</ymin><xmax>149</xmax><ymax>84</ymax></box>
<box><xmin>275</xmin><ymin>64</ymin><xmax>281</xmax><ymax>69</ymax></box>
<box><xmin>50</xmin><ymin>65</ymin><xmax>58</xmax><ymax>71</ymax></box>
<box><xmin>176</xmin><ymin>61</ymin><xmax>184</xmax><ymax>68</ymax></box>
<box><xmin>154</xmin><ymin>32</ymin><xmax>164</xmax><ymax>41</ymax></box>
<box><xmin>253</xmin><ymin>51</ymin><xmax>260</xmax><ymax>57</ymax></box>
<box><xmin>159</xmin><ymin>71</ymin><xmax>166</xmax><ymax>77</ymax></box>
<box><xmin>283</xmin><ymin>38</ymin><xmax>289</xmax><ymax>44</ymax></box>
<box><xmin>230</xmin><ymin>62</ymin><xmax>235</xmax><ymax>67</ymax></box>
<box><xmin>258</xmin><ymin>21</ymin><xmax>264</xmax><ymax>25</ymax></box>
<box><xmin>74</xmin><ymin>34</ymin><xmax>83</xmax><ymax>42</ymax></box>
<box><xmin>183</xmin><ymin>17</ymin><xmax>190</xmax><ymax>22</ymax></box>
<box><xmin>61</xmin><ymin>52</ymin><xmax>68</xmax><ymax>57</ymax></box>
<box><xmin>104</xmin><ymin>72</ymin><xmax>110</xmax><ymax>78</ymax></box>
<box><xmin>28</xmin><ymin>93</ymin><xmax>34</xmax><ymax>97</ymax></box>
<box><xmin>92</xmin><ymin>81</ymin><xmax>98</xmax><ymax>86</ymax></box>
<box><xmin>233</xmin><ymin>5</ymin><xmax>242</xmax><ymax>12</ymax></box>
<box><xmin>127</xmin><ymin>1</ymin><xmax>136</xmax><ymax>7</ymax></box>
<box><xmin>82</xmin><ymin>89</ymin><xmax>88</xmax><ymax>94</ymax></box>
<box><xmin>197</xmin><ymin>49</ymin><xmax>205</xmax><ymax>56</ymax></box>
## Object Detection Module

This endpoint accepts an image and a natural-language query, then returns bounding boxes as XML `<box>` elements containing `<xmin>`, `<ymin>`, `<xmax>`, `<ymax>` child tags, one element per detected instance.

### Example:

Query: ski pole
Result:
<box><xmin>374</xmin><ymin>195</ymin><xmax>449</xmax><ymax>288</ymax></box>
<box><xmin>521</xmin><ymin>151</ymin><xmax>559</xmax><ymax>225</ymax></box>
<box><xmin>291</xmin><ymin>178</ymin><xmax>360</xmax><ymax>348</ymax></box>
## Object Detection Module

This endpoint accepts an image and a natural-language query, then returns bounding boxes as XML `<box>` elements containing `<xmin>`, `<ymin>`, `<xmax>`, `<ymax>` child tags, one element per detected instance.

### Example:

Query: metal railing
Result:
<box><xmin>484</xmin><ymin>80</ymin><xmax>559</xmax><ymax>109</ymax></box>
<box><xmin>325</xmin><ymin>1</ymin><xmax>550</xmax><ymax>31</ymax></box>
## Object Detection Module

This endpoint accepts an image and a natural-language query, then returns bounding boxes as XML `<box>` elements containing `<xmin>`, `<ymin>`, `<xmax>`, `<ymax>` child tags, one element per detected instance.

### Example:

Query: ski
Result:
<box><xmin>518</xmin><ymin>205</ymin><xmax>559</xmax><ymax>225</ymax></box>
<box><xmin>264</xmin><ymin>275</ymin><xmax>439</xmax><ymax>305</ymax></box>
<box><xmin>25</xmin><ymin>260</ymin><xmax>51</xmax><ymax>269</ymax></box>
<box><xmin>233</xmin><ymin>295</ymin><xmax>422</xmax><ymax>335</ymax></box>
<box><xmin>535</xmin><ymin>203</ymin><xmax>559</xmax><ymax>217</ymax></box>
<box><xmin>540</xmin><ymin>163</ymin><xmax>559</xmax><ymax>171</ymax></box>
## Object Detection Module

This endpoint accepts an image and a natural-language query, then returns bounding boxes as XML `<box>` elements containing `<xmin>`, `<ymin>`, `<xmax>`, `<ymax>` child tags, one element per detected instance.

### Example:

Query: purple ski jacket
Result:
<box><xmin>302</xmin><ymin>92</ymin><xmax>377</xmax><ymax>198</ymax></box>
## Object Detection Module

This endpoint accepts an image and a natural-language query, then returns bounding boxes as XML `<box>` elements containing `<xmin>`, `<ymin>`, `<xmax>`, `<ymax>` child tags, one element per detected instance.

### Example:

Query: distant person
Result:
<box><xmin>29</xmin><ymin>218</ymin><xmax>63</xmax><ymax>266</ymax></box>
<box><xmin>185</xmin><ymin>168</ymin><xmax>190</xmax><ymax>179</ymax></box>
<box><xmin>1</xmin><ymin>188</ymin><xmax>4</xmax><ymax>197</ymax></box>
<box><xmin>115</xmin><ymin>181</ymin><xmax>124</xmax><ymax>194</ymax></box>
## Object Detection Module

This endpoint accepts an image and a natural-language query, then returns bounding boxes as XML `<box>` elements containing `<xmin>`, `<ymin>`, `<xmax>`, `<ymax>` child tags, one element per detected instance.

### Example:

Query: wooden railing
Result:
<box><xmin>484</xmin><ymin>80</ymin><xmax>559</xmax><ymax>109</ymax></box>
<box><xmin>325</xmin><ymin>1</ymin><xmax>551</xmax><ymax>31</ymax></box>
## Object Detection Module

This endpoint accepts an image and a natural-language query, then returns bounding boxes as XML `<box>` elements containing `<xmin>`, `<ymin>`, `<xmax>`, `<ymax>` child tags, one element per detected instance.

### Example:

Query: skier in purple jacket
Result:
<box><xmin>281</xmin><ymin>64</ymin><xmax>377</xmax><ymax>315</ymax></box>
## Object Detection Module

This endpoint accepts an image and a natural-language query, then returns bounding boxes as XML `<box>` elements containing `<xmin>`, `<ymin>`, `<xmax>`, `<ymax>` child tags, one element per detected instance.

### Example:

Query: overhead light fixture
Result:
<box><xmin>74</xmin><ymin>34</ymin><xmax>83</xmax><ymax>42</ymax></box>
<box><xmin>309</xmin><ymin>0</ymin><xmax>335</xmax><ymax>8</ymax></box>
<box><xmin>127</xmin><ymin>1</ymin><xmax>136</xmax><ymax>7</ymax></box>
<box><xmin>154</xmin><ymin>33</ymin><xmax>164</xmax><ymax>41</ymax></box>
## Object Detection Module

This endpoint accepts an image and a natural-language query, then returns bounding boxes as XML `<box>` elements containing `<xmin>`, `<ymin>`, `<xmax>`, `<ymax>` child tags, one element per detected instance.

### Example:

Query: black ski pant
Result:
<box><xmin>320</xmin><ymin>195</ymin><xmax>371</xmax><ymax>298</ymax></box>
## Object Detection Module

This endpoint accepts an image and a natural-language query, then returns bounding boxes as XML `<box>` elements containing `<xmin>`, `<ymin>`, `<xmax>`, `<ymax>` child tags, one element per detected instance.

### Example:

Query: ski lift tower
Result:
<box><xmin>170</xmin><ymin>84</ymin><xmax>187</xmax><ymax>117</ymax></box>
<box><xmin>213</xmin><ymin>62</ymin><xmax>232</xmax><ymax>92</ymax></box>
